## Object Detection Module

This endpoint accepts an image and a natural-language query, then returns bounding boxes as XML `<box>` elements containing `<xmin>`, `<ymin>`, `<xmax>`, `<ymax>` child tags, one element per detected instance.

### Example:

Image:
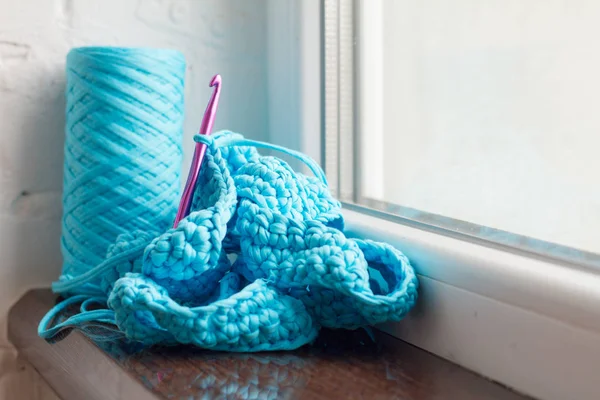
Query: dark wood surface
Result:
<box><xmin>9</xmin><ymin>289</ymin><xmax>530</xmax><ymax>400</ymax></box>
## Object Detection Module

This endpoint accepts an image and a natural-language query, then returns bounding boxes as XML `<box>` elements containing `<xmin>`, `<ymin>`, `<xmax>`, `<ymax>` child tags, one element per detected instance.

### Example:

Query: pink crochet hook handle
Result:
<box><xmin>173</xmin><ymin>74</ymin><xmax>222</xmax><ymax>227</ymax></box>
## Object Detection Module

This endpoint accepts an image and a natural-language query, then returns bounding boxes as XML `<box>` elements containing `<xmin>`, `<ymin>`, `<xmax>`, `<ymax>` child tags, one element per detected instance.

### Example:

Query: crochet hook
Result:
<box><xmin>173</xmin><ymin>74</ymin><xmax>222</xmax><ymax>227</ymax></box>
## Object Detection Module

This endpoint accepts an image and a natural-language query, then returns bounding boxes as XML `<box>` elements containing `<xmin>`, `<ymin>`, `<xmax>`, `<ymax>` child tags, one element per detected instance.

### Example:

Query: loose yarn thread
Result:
<box><xmin>60</xmin><ymin>47</ymin><xmax>185</xmax><ymax>292</ymax></box>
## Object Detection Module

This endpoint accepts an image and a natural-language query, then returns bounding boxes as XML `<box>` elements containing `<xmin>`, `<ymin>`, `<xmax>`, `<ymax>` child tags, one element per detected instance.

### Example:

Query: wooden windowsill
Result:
<box><xmin>8</xmin><ymin>289</ymin><xmax>530</xmax><ymax>400</ymax></box>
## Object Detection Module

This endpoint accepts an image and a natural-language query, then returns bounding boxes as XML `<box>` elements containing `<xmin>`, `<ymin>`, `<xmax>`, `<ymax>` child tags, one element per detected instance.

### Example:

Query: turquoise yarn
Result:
<box><xmin>60</xmin><ymin>47</ymin><xmax>185</xmax><ymax>293</ymax></box>
<box><xmin>40</xmin><ymin>131</ymin><xmax>418</xmax><ymax>352</ymax></box>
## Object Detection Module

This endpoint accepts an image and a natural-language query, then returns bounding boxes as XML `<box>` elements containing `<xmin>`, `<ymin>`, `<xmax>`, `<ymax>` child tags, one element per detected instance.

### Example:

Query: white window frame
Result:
<box><xmin>266</xmin><ymin>2</ymin><xmax>600</xmax><ymax>400</ymax></box>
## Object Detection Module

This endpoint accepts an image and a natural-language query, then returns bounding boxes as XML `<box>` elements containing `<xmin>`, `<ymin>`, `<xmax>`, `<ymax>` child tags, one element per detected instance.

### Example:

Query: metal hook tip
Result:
<box><xmin>210</xmin><ymin>74</ymin><xmax>222</xmax><ymax>87</ymax></box>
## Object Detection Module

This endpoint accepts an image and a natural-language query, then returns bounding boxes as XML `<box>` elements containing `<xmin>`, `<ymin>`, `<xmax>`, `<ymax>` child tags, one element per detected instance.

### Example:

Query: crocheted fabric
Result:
<box><xmin>40</xmin><ymin>131</ymin><xmax>419</xmax><ymax>352</ymax></box>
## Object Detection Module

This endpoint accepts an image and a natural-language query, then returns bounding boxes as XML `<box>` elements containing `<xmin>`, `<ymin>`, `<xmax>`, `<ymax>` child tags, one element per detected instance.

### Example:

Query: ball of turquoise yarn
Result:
<box><xmin>60</xmin><ymin>47</ymin><xmax>185</xmax><ymax>293</ymax></box>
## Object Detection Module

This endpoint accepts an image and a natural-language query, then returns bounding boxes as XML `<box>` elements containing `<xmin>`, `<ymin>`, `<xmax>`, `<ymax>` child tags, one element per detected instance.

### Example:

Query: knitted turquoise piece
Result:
<box><xmin>60</xmin><ymin>47</ymin><xmax>185</xmax><ymax>293</ymax></box>
<box><xmin>40</xmin><ymin>131</ymin><xmax>418</xmax><ymax>352</ymax></box>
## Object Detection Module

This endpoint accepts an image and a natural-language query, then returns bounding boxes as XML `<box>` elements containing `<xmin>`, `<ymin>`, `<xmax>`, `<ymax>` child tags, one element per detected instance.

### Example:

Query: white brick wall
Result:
<box><xmin>0</xmin><ymin>1</ymin><xmax>268</xmax><ymax>398</ymax></box>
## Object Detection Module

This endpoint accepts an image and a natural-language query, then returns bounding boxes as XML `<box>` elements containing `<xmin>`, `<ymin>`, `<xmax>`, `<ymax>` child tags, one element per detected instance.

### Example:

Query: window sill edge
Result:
<box><xmin>344</xmin><ymin>208</ymin><xmax>600</xmax><ymax>400</ymax></box>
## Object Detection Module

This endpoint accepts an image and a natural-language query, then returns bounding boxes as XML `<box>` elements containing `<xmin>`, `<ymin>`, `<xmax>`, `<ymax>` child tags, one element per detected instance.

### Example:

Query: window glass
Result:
<box><xmin>353</xmin><ymin>0</ymin><xmax>600</xmax><ymax>258</ymax></box>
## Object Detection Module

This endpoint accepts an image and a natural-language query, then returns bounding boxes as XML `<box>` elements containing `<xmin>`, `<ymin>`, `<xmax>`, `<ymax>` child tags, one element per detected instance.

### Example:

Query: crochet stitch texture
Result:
<box><xmin>40</xmin><ymin>131</ymin><xmax>419</xmax><ymax>352</ymax></box>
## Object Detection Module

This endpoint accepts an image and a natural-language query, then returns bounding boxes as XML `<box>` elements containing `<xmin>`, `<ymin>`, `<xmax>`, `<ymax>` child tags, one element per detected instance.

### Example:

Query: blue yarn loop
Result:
<box><xmin>193</xmin><ymin>133</ymin><xmax>329</xmax><ymax>185</ymax></box>
<box><xmin>40</xmin><ymin>131</ymin><xmax>418</xmax><ymax>351</ymax></box>
<box><xmin>38</xmin><ymin>295</ymin><xmax>123</xmax><ymax>342</ymax></box>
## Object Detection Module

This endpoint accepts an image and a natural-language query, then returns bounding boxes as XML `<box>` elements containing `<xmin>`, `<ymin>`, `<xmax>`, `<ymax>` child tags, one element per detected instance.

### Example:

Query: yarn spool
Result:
<box><xmin>60</xmin><ymin>47</ymin><xmax>185</xmax><ymax>294</ymax></box>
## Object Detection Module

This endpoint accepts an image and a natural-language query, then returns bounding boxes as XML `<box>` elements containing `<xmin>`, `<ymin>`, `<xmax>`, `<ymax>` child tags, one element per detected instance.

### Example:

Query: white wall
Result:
<box><xmin>366</xmin><ymin>0</ymin><xmax>600</xmax><ymax>254</ymax></box>
<box><xmin>0</xmin><ymin>0</ymin><xmax>268</xmax><ymax>397</ymax></box>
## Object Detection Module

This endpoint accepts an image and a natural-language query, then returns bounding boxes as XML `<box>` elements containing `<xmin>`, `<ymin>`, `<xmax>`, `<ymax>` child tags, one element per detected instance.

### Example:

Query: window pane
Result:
<box><xmin>356</xmin><ymin>0</ymin><xmax>600</xmax><ymax>256</ymax></box>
